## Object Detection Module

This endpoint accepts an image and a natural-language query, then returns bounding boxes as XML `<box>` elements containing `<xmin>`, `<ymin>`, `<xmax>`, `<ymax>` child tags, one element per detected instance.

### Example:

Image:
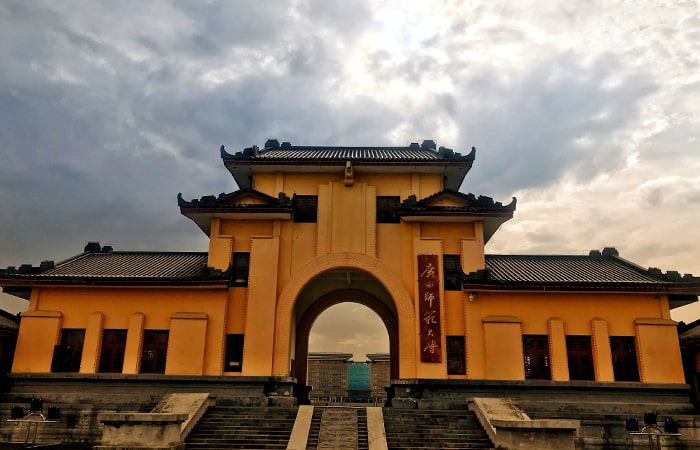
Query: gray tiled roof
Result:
<box><xmin>0</xmin><ymin>314</ymin><xmax>19</xmax><ymax>331</ymax></box>
<box><xmin>461</xmin><ymin>253</ymin><xmax>700</xmax><ymax>298</ymax></box>
<box><xmin>35</xmin><ymin>252</ymin><xmax>210</xmax><ymax>279</ymax></box>
<box><xmin>222</xmin><ymin>144</ymin><xmax>475</xmax><ymax>162</ymax></box>
<box><xmin>220</xmin><ymin>143</ymin><xmax>475</xmax><ymax>191</ymax></box>
<box><xmin>256</xmin><ymin>147</ymin><xmax>443</xmax><ymax>160</ymax></box>
<box><xmin>484</xmin><ymin>255</ymin><xmax>659</xmax><ymax>284</ymax></box>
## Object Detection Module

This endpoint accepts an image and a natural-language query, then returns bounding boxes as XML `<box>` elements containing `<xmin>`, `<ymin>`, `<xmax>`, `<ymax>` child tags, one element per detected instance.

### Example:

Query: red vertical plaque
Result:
<box><xmin>418</xmin><ymin>254</ymin><xmax>442</xmax><ymax>363</ymax></box>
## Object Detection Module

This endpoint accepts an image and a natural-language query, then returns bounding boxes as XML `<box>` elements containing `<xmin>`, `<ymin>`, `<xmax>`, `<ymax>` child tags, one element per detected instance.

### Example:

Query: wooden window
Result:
<box><xmin>225</xmin><ymin>334</ymin><xmax>245</xmax><ymax>373</ymax></box>
<box><xmin>140</xmin><ymin>330</ymin><xmax>169</xmax><ymax>374</ymax></box>
<box><xmin>523</xmin><ymin>335</ymin><xmax>551</xmax><ymax>380</ymax></box>
<box><xmin>231</xmin><ymin>252</ymin><xmax>250</xmax><ymax>287</ymax></box>
<box><xmin>446</xmin><ymin>336</ymin><xmax>466</xmax><ymax>375</ymax></box>
<box><xmin>293</xmin><ymin>195</ymin><xmax>318</xmax><ymax>223</ymax></box>
<box><xmin>443</xmin><ymin>255</ymin><xmax>461</xmax><ymax>291</ymax></box>
<box><xmin>376</xmin><ymin>196</ymin><xmax>400</xmax><ymax>223</ymax></box>
<box><xmin>98</xmin><ymin>329</ymin><xmax>127</xmax><ymax>373</ymax></box>
<box><xmin>51</xmin><ymin>329</ymin><xmax>85</xmax><ymax>373</ymax></box>
<box><xmin>610</xmin><ymin>336</ymin><xmax>640</xmax><ymax>381</ymax></box>
<box><xmin>566</xmin><ymin>335</ymin><xmax>595</xmax><ymax>381</ymax></box>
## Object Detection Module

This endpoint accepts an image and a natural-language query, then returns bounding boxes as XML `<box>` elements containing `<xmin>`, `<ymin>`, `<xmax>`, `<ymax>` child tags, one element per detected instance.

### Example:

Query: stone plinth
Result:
<box><xmin>96</xmin><ymin>412</ymin><xmax>188</xmax><ymax>450</ymax></box>
<box><xmin>469</xmin><ymin>398</ymin><xmax>579</xmax><ymax>450</ymax></box>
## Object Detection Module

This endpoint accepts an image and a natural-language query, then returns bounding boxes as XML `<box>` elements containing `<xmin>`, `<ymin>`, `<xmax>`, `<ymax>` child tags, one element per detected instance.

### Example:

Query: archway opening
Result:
<box><xmin>292</xmin><ymin>286</ymin><xmax>399</xmax><ymax>405</ymax></box>
<box><xmin>308</xmin><ymin>302</ymin><xmax>389</xmax><ymax>404</ymax></box>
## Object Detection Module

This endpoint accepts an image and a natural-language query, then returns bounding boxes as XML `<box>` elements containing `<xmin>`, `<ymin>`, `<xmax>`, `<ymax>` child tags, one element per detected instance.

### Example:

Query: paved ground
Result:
<box><xmin>317</xmin><ymin>408</ymin><xmax>358</xmax><ymax>449</ymax></box>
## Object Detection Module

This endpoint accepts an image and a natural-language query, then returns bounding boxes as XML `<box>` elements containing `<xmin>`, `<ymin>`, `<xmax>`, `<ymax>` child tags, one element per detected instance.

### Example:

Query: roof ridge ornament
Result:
<box><xmin>220</xmin><ymin>145</ymin><xmax>233</xmax><ymax>158</ymax></box>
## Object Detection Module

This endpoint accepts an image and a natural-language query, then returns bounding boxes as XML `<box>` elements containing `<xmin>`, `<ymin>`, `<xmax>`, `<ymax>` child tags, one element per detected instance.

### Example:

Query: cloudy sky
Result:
<box><xmin>1</xmin><ymin>1</ymin><xmax>699</xmax><ymax>360</ymax></box>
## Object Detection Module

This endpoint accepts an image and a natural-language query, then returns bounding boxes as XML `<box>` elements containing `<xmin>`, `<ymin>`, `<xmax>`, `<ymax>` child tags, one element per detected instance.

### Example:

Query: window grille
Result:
<box><xmin>566</xmin><ymin>335</ymin><xmax>595</xmax><ymax>380</ymax></box>
<box><xmin>523</xmin><ymin>335</ymin><xmax>551</xmax><ymax>380</ymax></box>
<box><xmin>231</xmin><ymin>252</ymin><xmax>250</xmax><ymax>287</ymax></box>
<box><xmin>610</xmin><ymin>336</ymin><xmax>640</xmax><ymax>381</ymax></box>
<box><xmin>443</xmin><ymin>255</ymin><xmax>461</xmax><ymax>291</ymax></box>
<box><xmin>225</xmin><ymin>334</ymin><xmax>245</xmax><ymax>372</ymax></box>
<box><xmin>140</xmin><ymin>330</ymin><xmax>169</xmax><ymax>374</ymax></box>
<box><xmin>293</xmin><ymin>195</ymin><xmax>318</xmax><ymax>223</ymax></box>
<box><xmin>51</xmin><ymin>329</ymin><xmax>85</xmax><ymax>373</ymax></box>
<box><xmin>446</xmin><ymin>336</ymin><xmax>466</xmax><ymax>375</ymax></box>
<box><xmin>98</xmin><ymin>329</ymin><xmax>127</xmax><ymax>373</ymax></box>
<box><xmin>376</xmin><ymin>196</ymin><xmax>400</xmax><ymax>223</ymax></box>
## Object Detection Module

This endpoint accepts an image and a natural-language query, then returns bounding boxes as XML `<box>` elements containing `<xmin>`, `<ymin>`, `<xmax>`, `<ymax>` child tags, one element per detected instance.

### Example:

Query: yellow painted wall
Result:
<box><xmin>16</xmin><ymin>286</ymin><xmax>228</xmax><ymax>375</ymax></box>
<box><xmin>208</xmin><ymin>218</ymin><xmax>232</xmax><ymax>270</ymax></box>
<box><xmin>81</xmin><ymin>311</ymin><xmax>104</xmax><ymax>373</ymax></box>
<box><xmin>242</xmin><ymin>236</ymin><xmax>281</xmax><ymax>375</ymax></box>
<box><xmin>421</xmin><ymin>222</ymin><xmax>474</xmax><ymax>253</ymax></box>
<box><xmin>13</xmin><ymin>310</ymin><xmax>61</xmax><ymax>372</ymax></box>
<box><xmin>227</xmin><ymin>289</ymin><xmax>247</xmax><ymax>334</ymax></box>
<box><xmin>635</xmin><ymin>318</ymin><xmax>685</xmax><ymax>383</ymax></box>
<box><xmin>461</xmin><ymin>292</ymin><xmax>683</xmax><ymax>383</ymax></box>
<box><xmin>482</xmin><ymin>316</ymin><xmax>525</xmax><ymax>380</ymax></box>
<box><xmin>166</xmin><ymin>312</ymin><xmax>208</xmax><ymax>375</ymax></box>
<box><xmin>12</xmin><ymin>165</ymin><xmax>688</xmax><ymax>386</ymax></box>
<box><xmin>548</xmin><ymin>317</ymin><xmax>568</xmax><ymax>381</ymax></box>
<box><xmin>251</xmin><ymin>166</ymin><xmax>684</xmax><ymax>383</ymax></box>
<box><xmin>591</xmin><ymin>318</ymin><xmax>614</xmax><ymax>382</ymax></box>
<box><xmin>123</xmin><ymin>312</ymin><xmax>145</xmax><ymax>374</ymax></box>
<box><xmin>444</xmin><ymin>291</ymin><xmax>465</xmax><ymax>335</ymax></box>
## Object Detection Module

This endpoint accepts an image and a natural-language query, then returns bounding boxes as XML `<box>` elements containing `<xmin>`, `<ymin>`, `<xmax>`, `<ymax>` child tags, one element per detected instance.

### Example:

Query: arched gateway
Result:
<box><xmin>292</xmin><ymin>288</ymin><xmax>396</xmax><ymax>385</ymax></box>
<box><xmin>272</xmin><ymin>252</ymin><xmax>416</xmax><ymax>381</ymax></box>
<box><xmin>2</xmin><ymin>139</ymin><xmax>699</xmax><ymax>415</ymax></box>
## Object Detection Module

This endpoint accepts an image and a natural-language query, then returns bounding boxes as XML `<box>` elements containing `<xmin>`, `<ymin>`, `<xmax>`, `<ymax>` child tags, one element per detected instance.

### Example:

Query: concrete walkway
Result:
<box><xmin>287</xmin><ymin>406</ymin><xmax>387</xmax><ymax>450</ymax></box>
<box><xmin>318</xmin><ymin>408</ymin><xmax>358</xmax><ymax>449</ymax></box>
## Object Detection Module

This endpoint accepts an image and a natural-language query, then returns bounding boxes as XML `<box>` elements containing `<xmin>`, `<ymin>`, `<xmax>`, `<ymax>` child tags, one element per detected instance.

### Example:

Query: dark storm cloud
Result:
<box><xmin>0</xmin><ymin>0</ymin><xmax>399</xmax><ymax>274</ymax></box>
<box><xmin>453</xmin><ymin>54</ymin><xmax>657</xmax><ymax>198</ymax></box>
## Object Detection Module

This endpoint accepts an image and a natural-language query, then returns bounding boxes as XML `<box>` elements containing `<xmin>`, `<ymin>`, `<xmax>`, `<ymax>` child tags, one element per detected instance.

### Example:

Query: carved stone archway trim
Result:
<box><xmin>272</xmin><ymin>252</ymin><xmax>416</xmax><ymax>378</ymax></box>
<box><xmin>294</xmin><ymin>289</ymin><xmax>398</xmax><ymax>386</ymax></box>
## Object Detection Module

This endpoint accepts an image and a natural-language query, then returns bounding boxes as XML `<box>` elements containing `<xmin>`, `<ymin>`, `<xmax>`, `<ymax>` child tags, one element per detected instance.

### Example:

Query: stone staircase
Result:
<box><xmin>185</xmin><ymin>406</ymin><xmax>298</xmax><ymax>449</ymax></box>
<box><xmin>305</xmin><ymin>406</ymin><xmax>322</xmax><ymax>448</ymax></box>
<box><xmin>356</xmin><ymin>407</ymin><xmax>368</xmax><ymax>450</ymax></box>
<box><xmin>383</xmin><ymin>409</ymin><xmax>494</xmax><ymax>449</ymax></box>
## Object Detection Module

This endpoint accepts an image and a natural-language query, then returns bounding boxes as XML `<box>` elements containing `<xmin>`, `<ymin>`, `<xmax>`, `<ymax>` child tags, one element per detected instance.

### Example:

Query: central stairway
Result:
<box><xmin>185</xmin><ymin>405</ymin><xmax>493</xmax><ymax>449</ymax></box>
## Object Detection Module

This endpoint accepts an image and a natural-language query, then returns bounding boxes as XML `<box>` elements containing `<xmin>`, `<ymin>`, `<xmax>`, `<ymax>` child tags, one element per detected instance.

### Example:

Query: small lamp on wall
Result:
<box><xmin>468</xmin><ymin>292</ymin><xmax>477</xmax><ymax>302</ymax></box>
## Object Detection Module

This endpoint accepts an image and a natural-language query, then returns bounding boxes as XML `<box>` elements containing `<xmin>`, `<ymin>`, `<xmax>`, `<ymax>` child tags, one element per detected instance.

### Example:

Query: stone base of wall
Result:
<box><xmin>386</xmin><ymin>379</ymin><xmax>694</xmax><ymax>414</ymax></box>
<box><xmin>387</xmin><ymin>379</ymin><xmax>698</xmax><ymax>449</ymax></box>
<box><xmin>0</xmin><ymin>374</ymin><xmax>296</xmax><ymax>446</ymax></box>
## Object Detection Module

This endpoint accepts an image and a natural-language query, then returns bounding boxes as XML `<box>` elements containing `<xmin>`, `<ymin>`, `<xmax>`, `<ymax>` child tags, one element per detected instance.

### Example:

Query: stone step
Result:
<box><xmin>186</xmin><ymin>406</ymin><xmax>297</xmax><ymax>449</ymax></box>
<box><xmin>383</xmin><ymin>409</ymin><xmax>493</xmax><ymax>450</ymax></box>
